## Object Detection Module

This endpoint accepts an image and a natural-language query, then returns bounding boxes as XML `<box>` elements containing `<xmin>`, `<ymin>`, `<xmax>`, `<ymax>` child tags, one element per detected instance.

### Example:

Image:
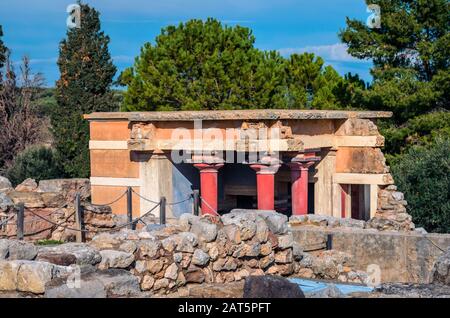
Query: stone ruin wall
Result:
<box><xmin>0</xmin><ymin>210</ymin><xmax>369</xmax><ymax>297</ymax></box>
<box><xmin>335</xmin><ymin>117</ymin><xmax>413</xmax><ymax>231</ymax></box>
<box><xmin>0</xmin><ymin>178</ymin><xmax>130</xmax><ymax>242</ymax></box>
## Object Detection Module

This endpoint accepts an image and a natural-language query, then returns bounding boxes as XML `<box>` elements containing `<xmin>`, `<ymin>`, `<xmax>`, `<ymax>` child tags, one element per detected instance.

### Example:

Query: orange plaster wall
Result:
<box><xmin>289</xmin><ymin>119</ymin><xmax>335</xmax><ymax>136</ymax></box>
<box><xmin>90</xmin><ymin>150</ymin><xmax>140</xmax><ymax>178</ymax></box>
<box><xmin>91</xmin><ymin>185</ymin><xmax>141</xmax><ymax>216</ymax></box>
<box><xmin>336</xmin><ymin>147</ymin><xmax>386</xmax><ymax>174</ymax></box>
<box><xmin>90</xmin><ymin>121</ymin><xmax>130</xmax><ymax>141</ymax></box>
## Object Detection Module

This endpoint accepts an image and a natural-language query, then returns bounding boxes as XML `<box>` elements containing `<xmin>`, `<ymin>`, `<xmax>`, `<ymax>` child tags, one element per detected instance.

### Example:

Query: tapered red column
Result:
<box><xmin>288</xmin><ymin>151</ymin><xmax>320</xmax><ymax>215</ymax></box>
<box><xmin>249</xmin><ymin>158</ymin><xmax>281</xmax><ymax>210</ymax></box>
<box><xmin>194</xmin><ymin>163</ymin><xmax>224</xmax><ymax>215</ymax></box>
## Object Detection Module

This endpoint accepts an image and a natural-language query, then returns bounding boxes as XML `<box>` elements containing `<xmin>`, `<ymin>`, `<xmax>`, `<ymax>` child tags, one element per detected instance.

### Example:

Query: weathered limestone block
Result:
<box><xmin>0</xmin><ymin>260</ymin><xmax>21</xmax><ymax>291</ymax></box>
<box><xmin>255</xmin><ymin>218</ymin><xmax>269</xmax><ymax>243</ymax></box>
<box><xmin>233</xmin><ymin>268</ymin><xmax>250</xmax><ymax>281</ymax></box>
<box><xmin>8</xmin><ymin>191</ymin><xmax>44</xmax><ymax>208</ymax></box>
<box><xmin>206</xmin><ymin>242</ymin><xmax>219</xmax><ymax>261</ymax></box>
<box><xmin>275</xmin><ymin>249</ymin><xmax>293</xmax><ymax>264</ymax></box>
<box><xmin>98</xmin><ymin>250</ymin><xmax>134</xmax><ymax>270</ymax></box>
<box><xmin>192</xmin><ymin>249</ymin><xmax>210</xmax><ymax>266</ymax></box>
<box><xmin>429</xmin><ymin>247</ymin><xmax>450</xmax><ymax>285</ymax></box>
<box><xmin>190</xmin><ymin>218</ymin><xmax>218</xmax><ymax>243</ymax></box>
<box><xmin>84</xmin><ymin>211</ymin><xmax>115</xmax><ymax>228</ymax></box>
<box><xmin>90</xmin><ymin>232</ymin><xmax>124</xmax><ymax>250</ymax></box>
<box><xmin>140</xmin><ymin>275</ymin><xmax>155</xmax><ymax>290</ymax></box>
<box><xmin>336</xmin><ymin>147</ymin><xmax>388</xmax><ymax>174</ymax></box>
<box><xmin>146</xmin><ymin>259</ymin><xmax>165</xmax><ymax>274</ymax></box>
<box><xmin>137</xmin><ymin>239</ymin><xmax>162</xmax><ymax>258</ymax></box>
<box><xmin>222</xmin><ymin>224</ymin><xmax>242</xmax><ymax>244</ymax></box>
<box><xmin>0</xmin><ymin>192</ymin><xmax>14</xmax><ymax>211</ymax></box>
<box><xmin>243</xmin><ymin>275</ymin><xmax>304</xmax><ymax>298</ymax></box>
<box><xmin>15</xmin><ymin>178</ymin><xmax>38</xmax><ymax>192</ymax></box>
<box><xmin>212</xmin><ymin>257</ymin><xmax>238</xmax><ymax>271</ymax></box>
<box><xmin>16</xmin><ymin>261</ymin><xmax>58</xmax><ymax>294</ymax></box>
<box><xmin>266</xmin><ymin>263</ymin><xmax>294</xmax><ymax>276</ymax></box>
<box><xmin>292</xmin><ymin>242</ymin><xmax>304</xmax><ymax>261</ymax></box>
<box><xmin>37</xmin><ymin>178</ymin><xmax>91</xmax><ymax>201</ymax></box>
<box><xmin>277</xmin><ymin>232</ymin><xmax>294</xmax><ymax>249</ymax></box>
<box><xmin>174</xmin><ymin>232</ymin><xmax>198</xmax><ymax>253</ymax></box>
<box><xmin>0</xmin><ymin>239</ymin><xmax>38</xmax><ymax>260</ymax></box>
<box><xmin>368</xmin><ymin>185</ymin><xmax>413</xmax><ymax>232</ymax></box>
<box><xmin>222</xmin><ymin>211</ymin><xmax>257</xmax><ymax>241</ymax></box>
<box><xmin>0</xmin><ymin>176</ymin><xmax>13</xmax><ymax>192</ymax></box>
<box><xmin>339</xmin><ymin>218</ymin><xmax>365</xmax><ymax>229</ymax></box>
<box><xmin>259</xmin><ymin>252</ymin><xmax>275</xmax><ymax>269</ymax></box>
<box><xmin>36</xmin><ymin>253</ymin><xmax>77</xmax><ymax>266</ymax></box>
<box><xmin>130</xmin><ymin>123</ymin><xmax>156</xmax><ymax>140</ymax></box>
<box><xmin>259</xmin><ymin>241</ymin><xmax>272</xmax><ymax>256</ymax></box>
<box><xmin>161</xmin><ymin>235</ymin><xmax>178</xmax><ymax>252</ymax></box>
<box><xmin>164</xmin><ymin>263</ymin><xmax>179</xmax><ymax>280</ymax></box>
<box><xmin>184</xmin><ymin>265</ymin><xmax>205</xmax><ymax>283</ymax></box>
<box><xmin>257</xmin><ymin>211</ymin><xmax>288</xmax><ymax>235</ymax></box>
<box><xmin>37</xmin><ymin>243</ymin><xmax>101</xmax><ymax>265</ymax></box>
<box><xmin>45</xmin><ymin>268</ymin><xmax>141</xmax><ymax>298</ymax></box>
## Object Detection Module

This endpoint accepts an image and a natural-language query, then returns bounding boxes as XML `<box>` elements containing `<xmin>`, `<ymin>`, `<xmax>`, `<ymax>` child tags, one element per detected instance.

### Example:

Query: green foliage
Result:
<box><xmin>35</xmin><ymin>239</ymin><xmax>63</xmax><ymax>246</ymax></box>
<box><xmin>340</xmin><ymin>0</ymin><xmax>449</xmax><ymax>123</ymax></box>
<box><xmin>340</xmin><ymin>0</ymin><xmax>449</xmax><ymax>81</ymax></box>
<box><xmin>52</xmin><ymin>2</ymin><xmax>116</xmax><ymax>178</ymax></box>
<box><xmin>0</xmin><ymin>25</ymin><xmax>6</xmax><ymax>71</ymax></box>
<box><xmin>382</xmin><ymin>111</ymin><xmax>450</xmax><ymax>161</ymax></box>
<box><xmin>120</xmin><ymin>18</ymin><xmax>350</xmax><ymax>111</ymax></box>
<box><xmin>6</xmin><ymin>146</ymin><xmax>64</xmax><ymax>186</ymax></box>
<box><xmin>391</xmin><ymin>137</ymin><xmax>450</xmax><ymax>233</ymax></box>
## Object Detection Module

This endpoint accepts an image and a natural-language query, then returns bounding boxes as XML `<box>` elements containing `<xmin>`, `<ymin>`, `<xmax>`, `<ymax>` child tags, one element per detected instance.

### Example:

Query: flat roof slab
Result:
<box><xmin>84</xmin><ymin>109</ymin><xmax>392</xmax><ymax>122</ymax></box>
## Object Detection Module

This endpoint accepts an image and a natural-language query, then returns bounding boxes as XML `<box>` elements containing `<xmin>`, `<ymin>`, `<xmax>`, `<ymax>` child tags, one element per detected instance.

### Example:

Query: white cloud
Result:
<box><xmin>278</xmin><ymin>43</ymin><xmax>367</xmax><ymax>63</ymax></box>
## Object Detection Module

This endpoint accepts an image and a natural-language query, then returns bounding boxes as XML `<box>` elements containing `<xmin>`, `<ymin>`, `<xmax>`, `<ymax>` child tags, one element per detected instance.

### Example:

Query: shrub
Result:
<box><xmin>391</xmin><ymin>137</ymin><xmax>450</xmax><ymax>233</ymax></box>
<box><xmin>6</xmin><ymin>146</ymin><xmax>64</xmax><ymax>186</ymax></box>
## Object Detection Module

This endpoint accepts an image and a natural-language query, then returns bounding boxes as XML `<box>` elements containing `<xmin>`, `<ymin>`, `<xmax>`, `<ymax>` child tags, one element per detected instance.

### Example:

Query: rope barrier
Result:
<box><xmin>199</xmin><ymin>196</ymin><xmax>221</xmax><ymax>216</ymax></box>
<box><xmin>166</xmin><ymin>194</ymin><xmax>193</xmax><ymax>206</ymax></box>
<box><xmin>131</xmin><ymin>188</ymin><xmax>160</xmax><ymax>204</ymax></box>
<box><xmin>24</xmin><ymin>201</ymin><xmax>160</xmax><ymax>234</ymax></box>
<box><xmin>132</xmin><ymin>188</ymin><xmax>193</xmax><ymax>206</ymax></box>
<box><xmin>88</xmin><ymin>190</ymin><xmax>128</xmax><ymax>207</ymax></box>
<box><xmin>0</xmin><ymin>214</ymin><xmax>14</xmax><ymax>227</ymax></box>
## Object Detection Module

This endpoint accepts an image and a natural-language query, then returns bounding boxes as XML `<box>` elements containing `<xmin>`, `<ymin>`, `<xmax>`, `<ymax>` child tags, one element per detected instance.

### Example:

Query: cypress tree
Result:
<box><xmin>0</xmin><ymin>25</ymin><xmax>7</xmax><ymax>75</ymax></box>
<box><xmin>52</xmin><ymin>2</ymin><xmax>116</xmax><ymax>177</ymax></box>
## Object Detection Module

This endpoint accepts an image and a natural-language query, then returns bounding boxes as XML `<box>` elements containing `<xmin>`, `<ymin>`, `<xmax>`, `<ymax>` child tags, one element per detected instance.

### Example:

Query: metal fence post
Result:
<box><xmin>193</xmin><ymin>190</ymin><xmax>200</xmax><ymax>216</ymax></box>
<box><xmin>160</xmin><ymin>196</ymin><xmax>166</xmax><ymax>225</ymax></box>
<box><xmin>326</xmin><ymin>234</ymin><xmax>333</xmax><ymax>250</ymax></box>
<box><xmin>17</xmin><ymin>203</ymin><xmax>24</xmax><ymax>240</ymax></box>
<box><xmin>127</xmin><ymin>187</ymin><xmax>135</xmax><ymax>230</ymax></box>
<box><xmin>75</xmin><ymin>193</ymin><xmax>85</xmax><ymax>242</ymax></box>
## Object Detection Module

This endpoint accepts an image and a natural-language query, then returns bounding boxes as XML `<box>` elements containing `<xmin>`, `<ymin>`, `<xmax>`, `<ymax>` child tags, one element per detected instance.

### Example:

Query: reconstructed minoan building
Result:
<box><xmin>84</xmin><ymin>109</ymin><xmax>409</xmax><ymax>228</ymax></box>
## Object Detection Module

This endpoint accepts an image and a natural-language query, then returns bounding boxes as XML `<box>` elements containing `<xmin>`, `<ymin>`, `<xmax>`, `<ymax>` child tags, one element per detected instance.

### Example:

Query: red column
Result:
<box><xmin>287</xmin><ymin>151</ymin><xmax>320</xmax><ymax>215</ymax></box>
<box><xmin>194</xmin><ymin>163</ymin><xmax>224</xmax><ymax>215</ymax></box>
<box><xmin>249</xmin><ymin>162</ymin><xmax>280</xmax><ymax>210</ymax></box>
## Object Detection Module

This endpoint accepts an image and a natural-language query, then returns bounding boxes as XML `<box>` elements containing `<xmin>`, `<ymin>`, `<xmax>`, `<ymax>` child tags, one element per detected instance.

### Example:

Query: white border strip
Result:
<box><xmin>333</xmin><ymin>173</ymin><xmax>393</xmax><ymax>185</ymax></box>
<box><xmin>89</xmin><ymin>140</ymin><xmax>128</xmax><ymax>150</ymax></box>
<box><xmin>90</xmin><ymin>177</ymin><xmax>142</xmax><ymax>187</ymax></box>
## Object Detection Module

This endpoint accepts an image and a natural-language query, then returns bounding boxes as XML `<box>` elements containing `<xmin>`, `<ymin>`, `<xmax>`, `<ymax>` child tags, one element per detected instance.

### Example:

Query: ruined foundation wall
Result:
<box><xmin>291</xmin><ymin>226</ymin><xmax>450</xmax><ymax>284</ymax></box>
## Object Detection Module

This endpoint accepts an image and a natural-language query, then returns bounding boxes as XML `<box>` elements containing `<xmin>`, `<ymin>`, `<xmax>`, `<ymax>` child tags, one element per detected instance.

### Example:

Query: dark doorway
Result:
<box><xmin>236</xmin><ymin>195</ymin><xmax>255</xmax><ymax>209</ymax></box>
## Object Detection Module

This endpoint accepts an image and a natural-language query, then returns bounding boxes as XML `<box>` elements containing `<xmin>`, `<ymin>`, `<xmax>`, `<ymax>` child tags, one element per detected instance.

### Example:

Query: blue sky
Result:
<box><xmin>0</xmin><ymin>0</ymin><xmax>373</xmax><ymax>87</ymax></box>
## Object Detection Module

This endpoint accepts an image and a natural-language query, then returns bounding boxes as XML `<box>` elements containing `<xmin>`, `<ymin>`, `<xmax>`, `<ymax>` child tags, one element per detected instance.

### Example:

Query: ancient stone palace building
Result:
<box><xmin>84</xmin><ymin>109</ymin><xmax>396</xmax><ymax>221</ymax></box>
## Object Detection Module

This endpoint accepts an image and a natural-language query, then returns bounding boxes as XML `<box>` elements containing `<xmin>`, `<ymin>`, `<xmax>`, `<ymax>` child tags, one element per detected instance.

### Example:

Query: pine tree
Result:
<box><xmin>120</xmin><ymin>18</ymin><xmax>350</xmax><ymax>111</ymax></box>
<box><xmin>52</xmin><ymin>2</ymin><xmax>116</xmax><ymax>177</ymax></box>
